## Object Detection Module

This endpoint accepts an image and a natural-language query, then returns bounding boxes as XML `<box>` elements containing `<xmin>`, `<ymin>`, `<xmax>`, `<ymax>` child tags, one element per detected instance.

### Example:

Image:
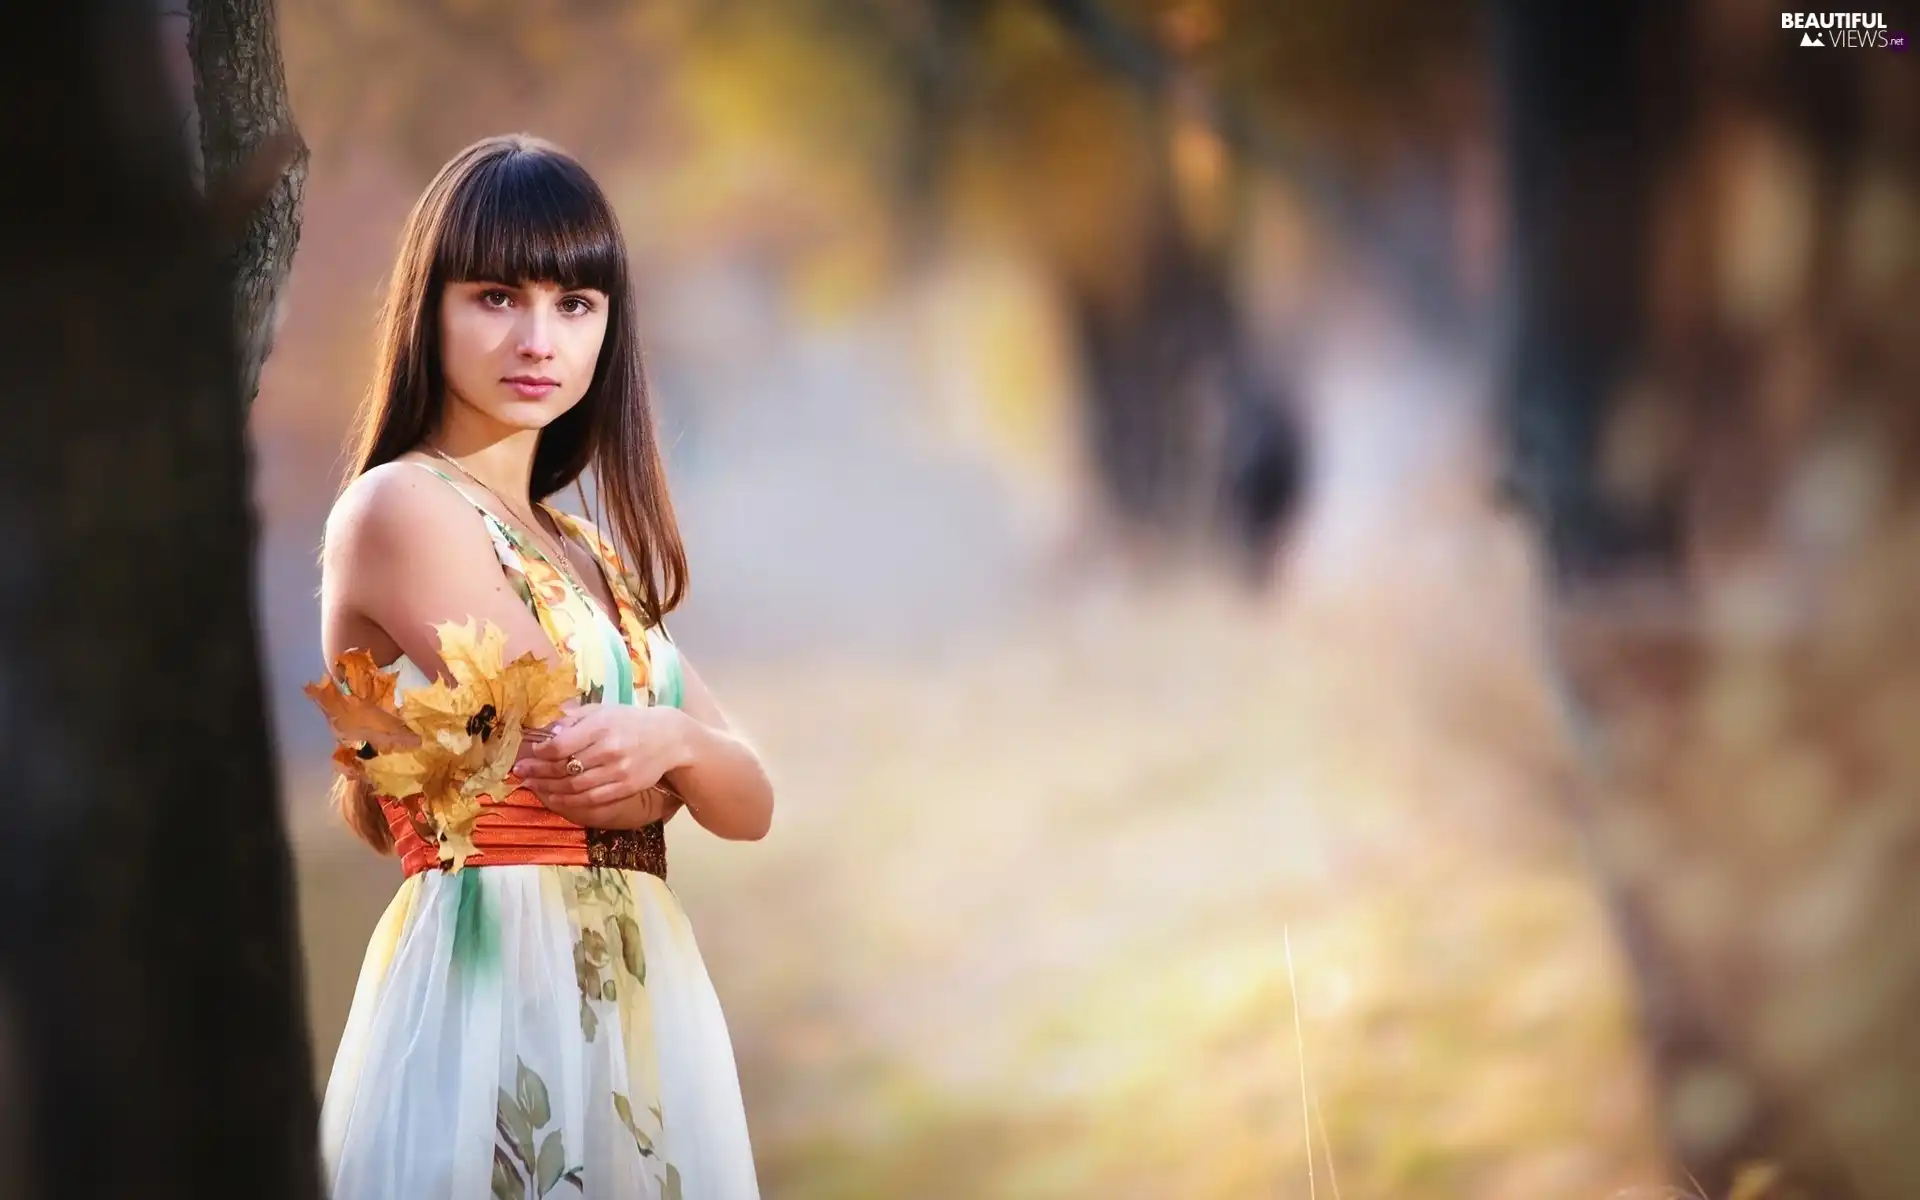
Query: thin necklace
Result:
<box><xmin>426</xmin><ymin>446</ymin><xmax>592</xmax><ymax>600</ymax></box>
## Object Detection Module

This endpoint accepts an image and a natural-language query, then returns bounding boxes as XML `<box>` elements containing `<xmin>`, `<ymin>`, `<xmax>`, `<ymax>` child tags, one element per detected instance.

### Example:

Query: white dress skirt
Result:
<box><xmin>321</xmin><ymin>857</ymin><xmax>760</xmax><ymax>1199</ymax></box>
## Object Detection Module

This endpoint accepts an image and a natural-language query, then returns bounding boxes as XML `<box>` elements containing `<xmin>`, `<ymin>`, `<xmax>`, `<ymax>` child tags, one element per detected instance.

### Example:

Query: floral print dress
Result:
<box><xmin>319</xmin><ymin>465</ymin><xmax>759</xmax><ymax>1199</ymax></box>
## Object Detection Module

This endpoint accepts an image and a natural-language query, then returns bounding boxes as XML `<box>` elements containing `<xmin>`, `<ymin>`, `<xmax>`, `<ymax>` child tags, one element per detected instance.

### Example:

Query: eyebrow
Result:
<box><xmin>460</xmin><ymin>279</ymin><xmax>607</xmax><ymax>294</ymax></box>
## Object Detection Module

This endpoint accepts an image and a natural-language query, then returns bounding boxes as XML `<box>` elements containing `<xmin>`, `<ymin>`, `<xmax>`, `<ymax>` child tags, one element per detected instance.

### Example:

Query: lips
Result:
<box><xmin>504</xmin><ymin>376</ymin><xmax>560</xmax><ymax>397</ymax></box>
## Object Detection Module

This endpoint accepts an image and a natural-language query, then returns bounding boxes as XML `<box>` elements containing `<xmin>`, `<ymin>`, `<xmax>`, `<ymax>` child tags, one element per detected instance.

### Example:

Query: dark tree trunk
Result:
<box><xmin>188</xmin><ymin>0</ymin><xmax>309</xmax><ymax>415</ymax></box>
<box><xmin>1059</xmin><ymin>126</ymin><xmax>1303</xmax><ymax>570</ymax></box>
<box><xmin>1491</xmin><ymin>0</ymin><xmax>1678</xmax><ymax>584</ymax></box>
<box><xmin>1039</xmin><ymin>0</ymin><xmax>1306</xmax><ymax>563</ymax></box>
<box><xmin>0</xmin><ymin>4</ymin><xmax>321</xmax><ymax>1196</ymax></box>
<box><xmin>1495</xmin><ymin>1</ymin><xmax>1920</xmax><ymax>1195</ymax></box>
<box><xmin>1064</xmin><ymin>176</ymin><xmax>1235</xmax><ymax>540</ymax></box>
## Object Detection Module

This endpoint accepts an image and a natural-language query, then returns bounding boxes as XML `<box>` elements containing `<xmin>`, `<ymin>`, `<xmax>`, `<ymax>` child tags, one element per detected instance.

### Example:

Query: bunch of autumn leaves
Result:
<box><xmin>305</xmin><ymin>618</ymin><xmax>578</xmax><ymax>870</ymax></box>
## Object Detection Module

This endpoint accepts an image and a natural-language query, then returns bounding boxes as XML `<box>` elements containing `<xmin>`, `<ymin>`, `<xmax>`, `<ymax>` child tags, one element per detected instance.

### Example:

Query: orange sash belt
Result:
<box><xmin>383</xmin><ymin>786</ymin><xmax>667</xmax><ymax>879</ymax></box>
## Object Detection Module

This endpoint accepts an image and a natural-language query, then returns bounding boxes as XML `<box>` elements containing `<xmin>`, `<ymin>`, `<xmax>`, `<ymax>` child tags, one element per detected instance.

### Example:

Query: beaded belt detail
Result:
<box><xmin>586</xmin><ymin>824</ymin><xmax>669</xmax><ymax>877</ymax></box>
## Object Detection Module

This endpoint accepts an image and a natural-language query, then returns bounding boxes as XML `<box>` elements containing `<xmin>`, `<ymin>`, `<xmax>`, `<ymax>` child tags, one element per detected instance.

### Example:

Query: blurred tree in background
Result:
<box><xmin>1497</xmin><ymin>0</ymin><xmax>1920</xmax><ymax>1194</ymax></box>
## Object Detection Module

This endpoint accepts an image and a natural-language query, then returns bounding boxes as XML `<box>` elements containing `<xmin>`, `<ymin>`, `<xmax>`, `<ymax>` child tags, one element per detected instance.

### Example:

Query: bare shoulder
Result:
<box><xmin>320</xmin><ymin>459</ymin><xmax>547</xmax><ymax>671</ymax></box>
<box><xmin>322</xmin><ymin>460</ymin><xmax>499</xmax><ymax>611</ymax></box>
<box><xmin>326</xmin><ymin>460</ymin><xmax>470</xmax><ymax>554</ymax></box>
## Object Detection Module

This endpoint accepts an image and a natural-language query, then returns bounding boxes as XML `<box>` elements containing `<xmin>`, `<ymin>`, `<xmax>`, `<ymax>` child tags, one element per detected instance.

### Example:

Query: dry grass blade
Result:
<box><xmin>1286</xmin><ymin>926</ymin><xmax>1317</xmax><ymax>1200</ymax></box>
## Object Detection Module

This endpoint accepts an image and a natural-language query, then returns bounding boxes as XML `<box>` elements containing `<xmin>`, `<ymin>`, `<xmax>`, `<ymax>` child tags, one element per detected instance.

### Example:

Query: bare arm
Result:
<box><xmin>514</xmin><ymin>649</ymin><xmax>776</xmax><ymax>840</ymax></box>
<box><xmin>661</xmin><ymin>655</ymin><xmax>775</xmax><ymax>842</ymax></box>
<box><xmin>320</xmin><ymin>462</ymin><xmax>562</xmax><ymax>682</ymax></box>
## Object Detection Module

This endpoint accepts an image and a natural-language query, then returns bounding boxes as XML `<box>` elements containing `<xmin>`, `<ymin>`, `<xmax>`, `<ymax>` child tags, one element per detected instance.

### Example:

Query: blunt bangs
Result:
<box><xmin>433</xmin><ymin>145</ymin><xmax>624</xmax><ymax>295</ymax></box>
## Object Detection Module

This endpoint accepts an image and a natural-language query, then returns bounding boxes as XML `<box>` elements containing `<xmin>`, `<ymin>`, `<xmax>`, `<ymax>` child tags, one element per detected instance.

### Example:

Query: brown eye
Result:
<box><xmin>480</xmin><ymin>289</ymin><xmax>512</xmax><ymax>308</ymax></box>
<box><xmin>559</xmin><ymin>295</ymin><xmax>595</xmax><ymax>316</ymax></box>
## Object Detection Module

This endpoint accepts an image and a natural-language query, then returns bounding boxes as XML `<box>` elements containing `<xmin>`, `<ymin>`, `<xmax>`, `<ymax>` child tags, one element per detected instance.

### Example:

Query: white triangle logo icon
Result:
<box><xmin>1801</xmin><ymin>31</ymin><xmax>1823</xmax><ymax>46</ymax></box>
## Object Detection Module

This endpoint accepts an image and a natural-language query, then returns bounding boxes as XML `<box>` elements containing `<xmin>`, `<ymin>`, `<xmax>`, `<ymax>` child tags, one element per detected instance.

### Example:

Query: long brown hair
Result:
<box><xmin>331</xmin><ymin>133</ymin><xmax>688</xmax><ymax>852</ymax></box>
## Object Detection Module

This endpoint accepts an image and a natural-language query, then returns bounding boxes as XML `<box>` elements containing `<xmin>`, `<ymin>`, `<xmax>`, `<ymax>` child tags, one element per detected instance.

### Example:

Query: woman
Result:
<box><xmin>317</xmin><ymin>134</ymin><xmax>771</xmax><ymax>1199</ymax></box>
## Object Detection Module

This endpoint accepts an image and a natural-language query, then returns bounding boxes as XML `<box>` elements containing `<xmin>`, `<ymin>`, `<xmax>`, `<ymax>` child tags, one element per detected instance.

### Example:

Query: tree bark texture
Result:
<box><xmin>189</xmin><ymin>0</ymin><xmax>309</xmax><ymax>415</ymax></box>
<box><xmin>0</xmin><ymin>4</ymin><xmax>321</xmax><ymax>1196</ymax></box>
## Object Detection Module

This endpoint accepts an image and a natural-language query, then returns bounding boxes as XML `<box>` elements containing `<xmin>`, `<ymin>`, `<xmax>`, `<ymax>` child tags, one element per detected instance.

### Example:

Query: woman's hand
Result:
<box><xmin>511</xmin><ymin>704</ymin><xmax>693</xmax><ymax>829</ymax></box>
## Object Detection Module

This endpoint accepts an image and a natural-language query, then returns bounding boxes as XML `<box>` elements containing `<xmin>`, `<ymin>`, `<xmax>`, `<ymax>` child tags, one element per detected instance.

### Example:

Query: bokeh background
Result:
<box><xmin>230</xmin><ymin>2</ymin><xmax>1920</xmax><ymax>1196</ymax></box>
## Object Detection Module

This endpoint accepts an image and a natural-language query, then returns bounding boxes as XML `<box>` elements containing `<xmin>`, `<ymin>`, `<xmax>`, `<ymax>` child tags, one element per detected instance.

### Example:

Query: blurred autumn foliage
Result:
<box><xmin>279</xmin><ymin>0</ymin><xmax>1498</xmax><ymax>566</ymax></box>
<box><xmin>267</xmin><ymin>2</ymin><xmax>1920</xmax><ymax>1197</ymax></box>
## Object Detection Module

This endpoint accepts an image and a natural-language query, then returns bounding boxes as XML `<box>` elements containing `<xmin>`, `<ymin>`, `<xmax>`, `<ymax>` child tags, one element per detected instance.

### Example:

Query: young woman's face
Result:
<box><xmin>438</xmin><ymin>279</ymin><xmax>610</xmax><ymax>430</ymax></box>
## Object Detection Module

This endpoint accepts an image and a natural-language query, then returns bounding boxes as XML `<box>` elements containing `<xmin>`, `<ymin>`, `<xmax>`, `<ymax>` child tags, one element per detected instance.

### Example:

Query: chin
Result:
<box><xmin>479</xmin><ymin>396</ymin><xmax>580</xmax><ymax>432</ymax></box>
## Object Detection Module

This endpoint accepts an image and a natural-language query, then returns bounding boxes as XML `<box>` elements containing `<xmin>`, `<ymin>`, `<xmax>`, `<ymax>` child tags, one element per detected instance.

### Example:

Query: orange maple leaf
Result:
<box><xmin>303</xmin><ymin>647</ymin><xmax>420</xmax><ymax>758</ymax></box>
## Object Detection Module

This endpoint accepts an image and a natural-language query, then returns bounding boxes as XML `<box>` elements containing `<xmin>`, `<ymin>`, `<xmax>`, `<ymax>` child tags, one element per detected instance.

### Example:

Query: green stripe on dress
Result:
<box><xmin>600</xmin><ymin>612</ymin><xmax>635</xmax><ymax>706</ymax></box>
<box><xmin>648</xmin><ymin>629</ymin><xmax>683</xmax><ymax>709</ymax></box>
<box><xmin>451</xmin><ymin>867</ymin><xmax>496</xmax><ymax>976</ymax></box>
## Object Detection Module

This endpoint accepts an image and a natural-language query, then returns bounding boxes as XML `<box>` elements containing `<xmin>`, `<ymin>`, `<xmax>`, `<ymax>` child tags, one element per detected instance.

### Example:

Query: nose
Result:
<box><xmin>514</xmin><ymin>306</ymin><xmax>554</xmax><ymax>361</ymax></box>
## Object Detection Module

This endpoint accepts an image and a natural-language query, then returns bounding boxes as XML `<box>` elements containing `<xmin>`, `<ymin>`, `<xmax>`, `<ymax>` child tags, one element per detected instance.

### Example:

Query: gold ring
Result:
<box><xmin>566</xmin><ymin>756</ymin><xmax>585</xmax><ymax>776</ymax></box>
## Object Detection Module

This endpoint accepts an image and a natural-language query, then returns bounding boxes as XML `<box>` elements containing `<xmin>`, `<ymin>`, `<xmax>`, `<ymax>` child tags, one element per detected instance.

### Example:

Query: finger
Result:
<box><xmin>509</xmin><ymin>752</ymin><xmax>566</xmax><ymax>780</ymax></box>
<box><xmin>529</xmin><ymin>772</ymin><xmax>581</xmax><ymax>799</ymax></box>
<box><xmin>579</xmin><ymin>783</ymin><xmax>631</xmax><ymax>811</ymax></box>
<box><xmin>537</xmin><ymin>762</ymin><xmax>612</xmax><ymax>799</ymax></box>
<box><xmin>546</xmin><ymin>699</ymin><xmax>598</xmax><ymax>732</ymax></box>
<box><xmin>510</xmin><ymin>752</ymin><xmax>592</xmax><ymax>781</ymax></box>
<box><xmin>510</xmin><ymin>757</ymin><xmax>550</xmax><ymax>780</ymax></box>
<box><xmin>544</xmin><ymin>782</ymin><xmax>627</xmax><ymax>820</ymax></box>
<box><xmin>529</xmin><ymin>720</ymin><xmax>599</xmax><ymax>761</ymax></box>
<box><xmin>527</xmin><ymin>717</ymin><xmax>611</xmax><ymax>763</ymax></box>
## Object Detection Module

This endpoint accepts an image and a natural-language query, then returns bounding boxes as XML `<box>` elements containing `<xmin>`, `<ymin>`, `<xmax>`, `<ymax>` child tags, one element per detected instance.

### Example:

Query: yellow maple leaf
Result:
<box><xmin>361</xmin><ymin>746</ymin><xmax>451</xmax><ymax>810</ymax></box>
<box><xmin>439</xmin><ymin>614</ymin><xmax>505</xmax><ymax>682</ymax></box>
<box><xmin>397</xmin><ymin>620</ymin><xmax>570</xmax><ymax>744</ymax></box>
<box><xmin>394</xmin><ymin>681</ymin><xmax>478</xmax><ymax>751</ymax></box>
<box><xmin>392</xmin><ymin>621</ymin><xmax>495</xmax><ymax>749</ymax></box>
<box><xmin>401</xmin><ymin>619</ymin><xmax>575</xmax><ymax>776</ymax></box>
<box><xmin>425</xmin><ymin>791</ymin><xmax>488</xmax><ymax>870</ymax></box>
<box><xmin>510</xmin><ymin>646</ymin><xmax>578</xmax><ymax>732</ymax></box>
<box><xmin>439</xmin><ymin>825</ymin><xmax>482</xmax><ymax>873</ymax></box>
